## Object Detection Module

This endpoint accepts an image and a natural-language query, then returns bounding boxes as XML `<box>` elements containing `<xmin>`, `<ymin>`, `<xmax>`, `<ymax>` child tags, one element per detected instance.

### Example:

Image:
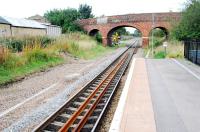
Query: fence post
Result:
<box><xmin>184</xmin><ymin>41</ymin><xmax>186</xmax><ymax>57</ymax></box>
<box><xmin>196</xmin><ymin>41</ymin><xmax>199</xmax><ymax>64</ymax></box>
<box><xmin>195</xmin><ymin>40</ymin><xmax>198</xmax><ymax>64</ymax></box>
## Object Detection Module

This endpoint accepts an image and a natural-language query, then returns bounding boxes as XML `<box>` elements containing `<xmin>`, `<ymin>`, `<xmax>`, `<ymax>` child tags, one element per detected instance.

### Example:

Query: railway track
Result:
<box><xmin>34</xmin><ymin>43</ymin><xmax>138</xmax><ymax>132</ymax></box>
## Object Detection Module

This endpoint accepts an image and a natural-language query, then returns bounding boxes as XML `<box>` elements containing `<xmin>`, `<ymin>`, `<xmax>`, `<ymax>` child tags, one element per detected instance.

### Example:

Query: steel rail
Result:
<box><xmin>59</xmin><ymin>54</ymin><xmax>128</xmax><ymax>132</ymax></box>
<box><xmin>34</xmin><ymin>40</ymin><xmax>139</xmax><ymax>132</ymax></box>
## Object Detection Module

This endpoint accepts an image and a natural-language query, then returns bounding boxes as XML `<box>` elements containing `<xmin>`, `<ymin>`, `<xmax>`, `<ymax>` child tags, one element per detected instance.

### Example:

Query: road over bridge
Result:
<box><xmin>78</xmin><ymin>12</ymin><xmax>180</xmax><ymax>47</ymax></box>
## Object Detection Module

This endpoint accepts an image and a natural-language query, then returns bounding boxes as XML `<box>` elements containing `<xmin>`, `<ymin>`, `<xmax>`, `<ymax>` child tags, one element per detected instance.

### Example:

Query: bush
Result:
<box><xmin>153</xmin><ymin>39</ymin><xmax>161</xmax><ymax>47</ymax></box>
<box><xmin>95</xmin><ymin>32</ymin><xmax>102</xmax><ymax>43</ymax></box>
<box><xmin>172</xmin><ymin>0</ymin><xmax>200</xmax><ymax>40</ymax></box>
<box><xmin>154</xmin><ymin>51</ymin><xmax>166</xmax><ymax>59</ymax></box>
<box><xmin>26</xmin><ymin>49</ymin><xmax>49</xmax><ymax>62</ymax></box>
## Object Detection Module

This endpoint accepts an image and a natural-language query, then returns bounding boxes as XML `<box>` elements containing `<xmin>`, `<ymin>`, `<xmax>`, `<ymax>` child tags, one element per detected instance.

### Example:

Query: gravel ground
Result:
<box><xmin>96</xmin><ymin>58</ymin><xmax>130</xmax><ymax>132</ymax></box>
<box><xmin>1</xmin><ymin>47</ymin><xmax>128</xmax><ymax>131</ymax></box>
<box><xmin>0</xmin><ymin>58</ymin><xmax>92</xmax><ymax>112</ymax></box>
<box><xmin>96</xmin><ymin>48</ymin><xmax>143</xmax><ymax>131</ymax></box>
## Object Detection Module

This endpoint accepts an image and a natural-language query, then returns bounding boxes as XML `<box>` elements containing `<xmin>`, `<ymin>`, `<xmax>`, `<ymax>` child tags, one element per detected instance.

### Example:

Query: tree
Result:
<box><xmin>133</xmin><ymin>30</ymin><xmax>142</xmax><ymax>37</ymax></box>
<box><xmin>44</xmin><ymin>4</ymin><xmax>94</xmax><ymax>33</ymax></box>
<box><xmin>78</xmin><ymin>4</ymin><xmax>94</xmax><ymax>19</ymax></box>
<box><xmin>172</xmin><ymin>0</ymin><xmax>200</xmax><ymax>40</ymax></box>
<box><xmin>151</xmin><ymin>28</ymin><xmax>165</xmax><ymax>38</ymax></box>
<box><xmin>44</xmin><ymin>8</ymin><xmax>81</xmax><ymax>33</ymax></box>
<box><xmin>114</xmin><ymin>27</ymin><xmax>130</xmax><ymax>36</ymax></box>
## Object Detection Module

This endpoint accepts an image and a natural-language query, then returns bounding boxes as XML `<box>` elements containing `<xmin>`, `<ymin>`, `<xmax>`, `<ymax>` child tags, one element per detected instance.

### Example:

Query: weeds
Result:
<box><xmin>0</xmin><ymin>36</ymin><xmax>54</xmax><ymax>52</ymax></box>
<box><xmin>0</xmin><ymin>32</ymin><xmax>116</xmax><ymax>85</ymax></box>
<box><xmin>154</xmin><ymin>51</ymin><xmax>166</xmax><ymax>59</ymax></box>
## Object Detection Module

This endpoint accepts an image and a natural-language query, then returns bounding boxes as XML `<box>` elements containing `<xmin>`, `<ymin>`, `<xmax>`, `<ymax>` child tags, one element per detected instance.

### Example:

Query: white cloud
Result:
<box><xmin>0</xmin><ymin>0</ymin><xmax>186</xmax><ymax>18</ymax></box>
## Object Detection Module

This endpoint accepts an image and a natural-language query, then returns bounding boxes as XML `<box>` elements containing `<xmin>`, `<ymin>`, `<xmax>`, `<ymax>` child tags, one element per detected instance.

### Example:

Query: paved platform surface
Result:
<box><xmin>110</xmin><ymin>58</ymin><xmax>200</xmax><ymax>132</ymax></box>
<box><xmin>147</xmin><ymin>59</ymin><xmax>200</xmax><ymax>132</ymax></box>
<box><xmin>110</xmin><ymin>58</ymin><xmax>156</xmax><ymax>132</ymax></box>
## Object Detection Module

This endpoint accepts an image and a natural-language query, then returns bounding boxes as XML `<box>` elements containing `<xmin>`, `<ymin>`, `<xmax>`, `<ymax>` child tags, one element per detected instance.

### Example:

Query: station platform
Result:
<box><xmin>109</xmin><ymin>58</ymin><xmax>200</xmax><ymax>132</ymax></box>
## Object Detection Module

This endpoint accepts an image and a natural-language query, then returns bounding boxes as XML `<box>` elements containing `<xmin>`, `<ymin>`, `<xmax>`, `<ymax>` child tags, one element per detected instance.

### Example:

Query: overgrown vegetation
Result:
<box><xmin>0</xmin><ymin>32</ymin><xmax>115</xmax><ymax>85</ymax></box>
<box><xmin>172</xmin><ymin>0</ymin><xmax>200</xmax><ymax>40</ymax></box>
<box><xmin>147</xmin><ymin>27</ymin><xmax>184</xmax><ymax>59</ymax></box>
<box><xmin>0</xmin><ymin>36</ymin><xmax>54</xmax><ymax>52</ymax></box>
<box><xmin>95</xmin><ymin>32</ymin><xmax>102</xmax><ymax>43</ymax></box>
<box><xmin>148</xmin><ymin>38</ymin><xmax>184</xmax><ymax>59</ymax></box>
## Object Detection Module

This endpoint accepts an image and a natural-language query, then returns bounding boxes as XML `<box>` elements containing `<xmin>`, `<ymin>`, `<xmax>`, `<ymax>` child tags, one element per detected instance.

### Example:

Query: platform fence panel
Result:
<box><xmin>184</xmin><ymin>40</ymin><xmax>200</xmax><ymax>65</ymax></box>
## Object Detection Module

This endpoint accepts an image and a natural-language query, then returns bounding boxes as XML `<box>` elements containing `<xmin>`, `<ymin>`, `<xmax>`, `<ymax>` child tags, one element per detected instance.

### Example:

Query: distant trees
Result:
<box><xmin>44</xmin><ymin>8</ymin><xmax>81</xmax><ymax>33</ymax></box>
<box><xmin>151</xmin><ymin>28</ymin><xmax>165</xmax><ymax>38</ymax></box>
<box><xmin>44</xmin><ymin>4</ymin><xmax>94</xmax><ymax>33</ymax></box>
<box><xmin>133</xmin><ymin>30</ymin><xmax>142</xmax><ymax>37</ymax></box>
<box><xmin>114</xmin><ymin>28</ymin><xmax>130</xmax><ymax>36</ymax></box>
<box><xmin>78</xmin><ymin>4</ymin><xmax>94</xmax><ymax>19</ymax></box>
<box><xmin>172</xmin><ymin>0</ymin><xmax>200</xmax><ymax>40</ymax></box>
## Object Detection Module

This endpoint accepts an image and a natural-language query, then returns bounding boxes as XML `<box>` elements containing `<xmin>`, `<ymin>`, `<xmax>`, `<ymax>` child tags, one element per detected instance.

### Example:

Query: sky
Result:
<box><xmin>0</xmin><ymin>0</ymin><xmax>186</xmax><ymax>18</ymax></box>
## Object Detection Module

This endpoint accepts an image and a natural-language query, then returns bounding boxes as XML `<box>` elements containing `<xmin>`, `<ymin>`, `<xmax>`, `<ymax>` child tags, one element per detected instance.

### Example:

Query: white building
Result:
<box><xmin>42</xmin><ymin>23</ymin><xmax>62</xmax><ymax>37</ymax></box>
<box><xmin>28</xmin><ymin>15</ymin><xmax>62</xmax><ymax>37</ymax></box>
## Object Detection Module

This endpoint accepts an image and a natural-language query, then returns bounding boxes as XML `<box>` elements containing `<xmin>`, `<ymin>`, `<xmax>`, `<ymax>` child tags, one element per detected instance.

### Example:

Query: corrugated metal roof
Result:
<box><xmin>41</xmin><ymin>22</ymin><xmax>61</xmax><ymax>28</ymax></box>
<box><xmin>0</xmin><ymin>16</ymin><xmax>10</xmax><ymax>24</ymax></box>
<box><xmin>1</xmin><ymin>16</ymin><xmax>46</xmax><ymax>29</ymax></box>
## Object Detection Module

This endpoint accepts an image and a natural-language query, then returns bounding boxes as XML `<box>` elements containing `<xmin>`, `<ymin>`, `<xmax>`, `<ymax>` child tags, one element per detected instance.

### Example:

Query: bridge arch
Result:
<box><xmin>150</xmin><ymin>26</ymin><xmax>169</xmax><ymax>39</ymax></box>
<box><xmin>78</xmin><ymin>12</ymin><xmax>181</xmax><ymax>47</ymax></box>
<box><xmin>106</xmin><ymin>24</ymin><xmax>143</xmax><ymax>46</ymax></box>
<box><xmin>89</xmin><ymin>29</ymin><xmax>100</xmax><ymax>36</ymax></box>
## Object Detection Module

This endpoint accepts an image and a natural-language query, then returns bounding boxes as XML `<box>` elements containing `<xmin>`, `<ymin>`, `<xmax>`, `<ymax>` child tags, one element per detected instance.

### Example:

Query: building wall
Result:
<box><xmin>46</xmin><ymin>25</ymin><xmax>61</xmax><ymax>36</ymax></box>
<box><xmin>11</xmin><ymin>27</ymin><xmax>46</xmax><ymax>36</ymax></box>
<box><xmin>0</xmin><ymin>23</ymin><xmax>11</xmax><ymax>37</ymax></box>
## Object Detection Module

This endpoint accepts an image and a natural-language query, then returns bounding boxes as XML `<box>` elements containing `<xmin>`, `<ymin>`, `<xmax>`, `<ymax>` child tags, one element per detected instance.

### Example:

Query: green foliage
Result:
<box><xmin>68</xmin><ymin>42</ymin><xmax>79</xmax><ymax>55</ymax></box>
<box><xmin>2</xmin><ymin>54</ymin><xmax>25</xmax><ymax>69</ymax></box>
<box><xmin>0</xmin><ymin>32</ymin><xmax>117</xmax><ymax>85</ymax></box>
<box><xmin>78</xmin><ymin>4</ymin><xmax>94</xmax><ymax>19</ymax></box>
<box><xmin>26</xmin><ymin>49</ymin><xmax>49</xmax><ymax>62</ymax></box>
<box><xmin>154</xmin><ymin>51</ymin><xmax>166</xmax><ymax>59</ymax></box>
<box><xmin>0</xmin><ymin>36</ymin><xmax>54</xmax><ymax>52</ymax></box>
<box><xmin>0</xmin><ymin>57</ymin><xmax>63</xmax><ymax>85</ymax></box>
<box><xmin>133</xmin><ymin>30</ymin><xmax>142</xmax><ymax>37</ymax></box>
<box><xmin>172</xmin><ymin>0</ymin><xmax>200</xmax><ymax>40</ymax></box>
<box><xmin>74</xmin><ymin>44</ymin><xmax>114</xmax><ymax>60</ymax></box>
<box><xmin>153</xmin><ymin>39</ymin><xmax>162</xmax><ymax>47</ymax></box>
<box><xmin>44</xmin><ymin>4</ymin><xmax>94</xmax><ymax>33</ymax></box>
<box><xmin>44</xmin><ymin>8</ymin><xmax>82</xmax><ymax>33</ymax></box>
<box><xmin>149</xmin><ymin>37</ymin><xmax>164</xmax><ymax>48</ymax></box>
<box><xmin>95</xmin><ymin>32</ymin><xmax>102</xmax><ymax>43</ymax></box>
<box><xmin>152</xmin><ymin>28</ymin><xmax>166</xmax><ymax>38</ymax></box>
<box><xmin>114</xmin><ymin>28</ymin><xmax>130</xmax><ymax>36</ymax></box>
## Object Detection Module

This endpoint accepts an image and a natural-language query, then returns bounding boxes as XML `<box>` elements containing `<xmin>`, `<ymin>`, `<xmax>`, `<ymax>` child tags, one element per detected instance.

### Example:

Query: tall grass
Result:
<box><xmin>152</xmin><ymin>39</ymin><xmax>184</xmax><ymax>59</ymax></box>
<box><xmin>0</xmin><ymin>36</ymin><xmax>54</xmax><ymax>52</ymax></box>
<box><xmin>0</xmin><ymin>32</ymin><xmax>116</xmax><ymax>85</ymax></box>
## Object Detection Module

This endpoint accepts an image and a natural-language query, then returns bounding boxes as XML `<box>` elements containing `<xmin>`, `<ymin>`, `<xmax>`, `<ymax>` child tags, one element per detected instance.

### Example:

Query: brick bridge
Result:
<box><xmin>78</xmin><ymin>12</ymin><xmax>181</xmax><ymax>47</ymax></box>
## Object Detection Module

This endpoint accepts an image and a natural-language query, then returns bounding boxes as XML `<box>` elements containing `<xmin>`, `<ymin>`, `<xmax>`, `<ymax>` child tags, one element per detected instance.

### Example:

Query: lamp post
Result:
<box><xmin>151</xmin><ymin>13</ymin><xmax>155</xmax><ymax>56</ymax></box>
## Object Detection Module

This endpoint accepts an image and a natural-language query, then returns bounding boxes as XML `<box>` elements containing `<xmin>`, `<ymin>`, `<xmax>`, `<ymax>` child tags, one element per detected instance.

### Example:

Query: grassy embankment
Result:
<box><xmin>145</xmin><ymin>37</ymin><xmax>184</xmax><ymax>59</ymax></box>
<box><xmin>0</xmin><ymin>32</ymin><xmax>115</xmax><ymax>85</ymax></box>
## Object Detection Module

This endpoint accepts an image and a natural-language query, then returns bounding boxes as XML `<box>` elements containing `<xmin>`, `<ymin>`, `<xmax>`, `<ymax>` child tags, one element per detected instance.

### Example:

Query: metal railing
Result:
<box><xmin>184</xmin><ymin>40</ymin><xmax>200</xmax><ymax>65</ymax></box>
